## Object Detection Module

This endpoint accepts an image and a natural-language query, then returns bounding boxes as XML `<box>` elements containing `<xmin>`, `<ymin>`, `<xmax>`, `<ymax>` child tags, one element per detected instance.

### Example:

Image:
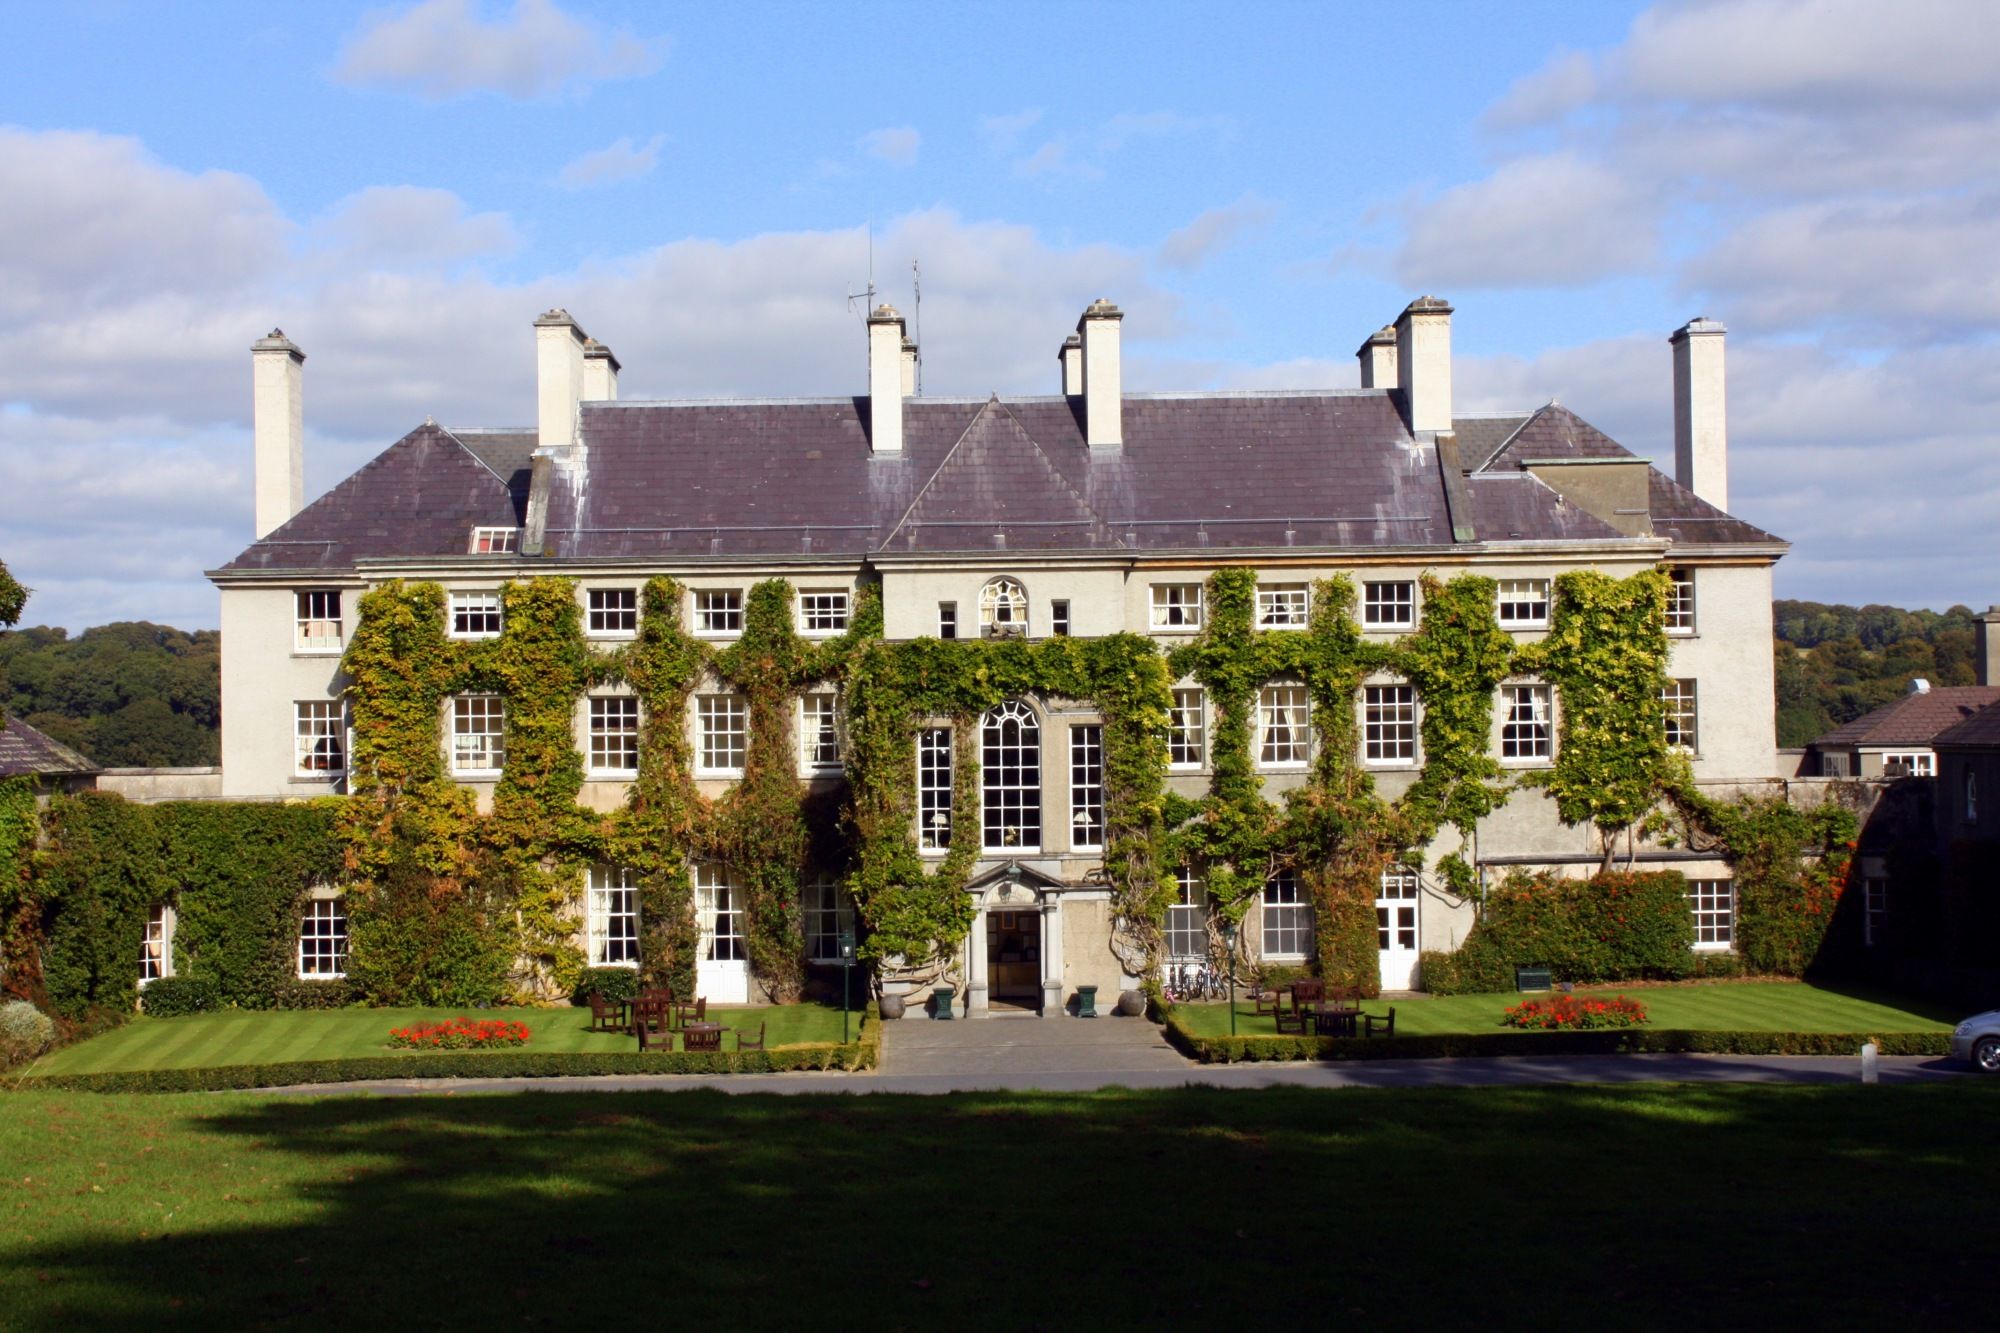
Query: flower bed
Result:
<box><xmin>389</xmin><ymin>1017</ymin><xmax>532</xmax><ymax>1050</ymax></box>
<box><xmin>1503</xmin><ymin>994</ymin><xmax>1648</xmax><ymax>1030</ymax></box>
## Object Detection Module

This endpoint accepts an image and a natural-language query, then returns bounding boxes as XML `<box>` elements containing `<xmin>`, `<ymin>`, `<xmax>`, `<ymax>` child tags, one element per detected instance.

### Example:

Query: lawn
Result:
<box><xmin>2</xmin><ymin>1082</ymin><xmax>1997</xmax><ymax>1327</ymax></box>
<box><xmin>1172</xmin><ymin>981</ymin><xmax>1957</xmax><ymax>1039</ymax></box>
<box><xmin>23</xmin><ymin>1002</ymin><xmax>856</xmax><ymax>1077</ymax></box>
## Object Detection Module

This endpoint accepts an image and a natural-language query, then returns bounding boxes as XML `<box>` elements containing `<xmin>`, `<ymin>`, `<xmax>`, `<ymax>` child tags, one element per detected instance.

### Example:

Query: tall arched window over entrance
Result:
<box><xmin>979</xmin><ymin>578</ymin><xmax>1027</xmax><ymax>636</ymax></box>
<box><xmin>982</xmin><ymin>700</ymin><xmax>1041</xmax><ymax>851</ymax></box>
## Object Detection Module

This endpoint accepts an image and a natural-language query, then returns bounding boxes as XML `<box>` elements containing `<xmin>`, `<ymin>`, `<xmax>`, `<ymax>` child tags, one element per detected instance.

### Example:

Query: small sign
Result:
<box><xmin>838</xmin><ymin>930</ymin><xmax>856</xmax><ymax>961</ymax></box>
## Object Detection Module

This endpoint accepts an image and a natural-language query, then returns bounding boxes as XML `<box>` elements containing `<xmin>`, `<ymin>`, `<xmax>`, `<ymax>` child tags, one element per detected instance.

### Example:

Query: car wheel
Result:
<box><xmin>1976</xmin><ymin>1036</ymin><xmax>2000</xmax><ymax>1074</ymax></box>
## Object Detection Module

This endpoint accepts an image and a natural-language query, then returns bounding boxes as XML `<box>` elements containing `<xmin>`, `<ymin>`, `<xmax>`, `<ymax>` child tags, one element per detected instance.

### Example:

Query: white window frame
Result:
<box><xmin>471</xmin><ymin>526</ymin><xmax>517</xmax><ymax>554</ymax></box>
<box><xmin>918</xmin><ymin>727</ymin><xmax>953</xmax><ymax>852</ymax></box>
<box><xmin>586</xmin><ymin>865</ymin><xmax>640</xmax><ymax>967</ymax></box>
<box><xmin>1256</xmin><ymin>583</ymin><xmax>1310</xmax><ymax>630</ymax></box>
<box><xmin>448</xmin><ymin>590</ymin><xmax>503</xmax><ymax>640</ymax></box>
<box><xmin>802</xmin><ymin>692</ymin><xmax>841</xmax><ymax>772</ymax></box>
<box><xmin>804</xmin><ymin>876</ymin><xmax>856</xmax><ymax>963</ymax></box>
<box><xmin>1051</xmin><ymin>599</ymin><xmax>1072</xmax><ymax>638</ymax></box>
<box><xmin>979</xmin><ymin>578</ymin><xmax>1028</xmax><ymax>635</ymax></box>
<box><xmin>1150</xmin><ymin>583</ymin><xmax>1204</xmax><ymax>631</ymax></box>
<box><xmin>982</xmin><ymin>700</ymin><xmax>1042</xmax><ymax>853</ymax></box>
<box><xmin>693</xmin><ymin>589</ymin><xmax>743</xmax><ymax>637</ymax></box>
<box><xmin>294</xmin><ymin>701</ymin><xmax>347</xmax><ymax>777</ymax></box>
<box><xmin>1495</xmin><ymin>578</ymin><xmax>1550</xmax><ymax>629</ymax></box>
<box><xmin>694</xmin><ymin>693</ymin><xmax>746</xmax><ymax>777</ymax></box>
<box><xmin>1069</xmin><ymin>724</ymin><xmax>1104</xmax><ymax>851</ymax></box>
<box><xmin>1377</xmin><ymin>868</ymin><xmax>1420</xmax><ymax>953</ymax></box>
<box><xmin>1687</xmin><ymin>879</ymin><xmax>1734</xmax><ymax>950</ymax></box>
<box><xmin>1882</xmin><ymin>751</ymin><xmax>1934</xmax><ymax>778</ymax></box>
<box><xmin>1665</xmin><ymin>568</ymin><xmax>1695</xmax><ymax>635</ymax></box>
<box><xmin>1362</xmin><ymin>580</ymin><xmax>1415</xmax><ymax>630</ymax></box>
<box><xmin>799</xmin><ymin>589</ymin><xmax>850</xmax><ymax>636</ymax></box>
<box><xmin>450</xmin><ymin>694</ymin><xmax>506</xmax><ymax>776</ymax></box>
<box><xmin>589</xmin><ymin>696</ymin><xmax>641</xmax><ymax>776</ymax></box>
<box><xmin>1363</xmin><ymin>684</ymin><xmax>1417</xmax><ymax>766</ymax></box>
<box><xmin>1662</xmin><ymin>679</ymin><xmax>1698</xmax><ymax>753</ymax></box>
<box><xmin>1168</xmin><ymin>688</ymin><xmax>1206</xmax><ymax>770</ymax></box>
<box><xmin>1500</xmin><ymin>683</ymin><xmax>1553</xmax><ymax>763</ymax></box>
<box><xmin>696</xmin><ymin>863</ymin><xmax>747</xmax><ymax>962</ymax></box>
<box><xmin>295</xmin><ymin>590</ymin><xmax>343</xmax><ymax>653</ymax></box>
<box><xmin>587</xmin><ymin>587</ymin><xmax>638</xmax><ymax>638</ymax></box>
<box><xmin>1164</xmin><ymin>869</ymin><xmax>1208</xmax><ymax>962</ymax></box>
<box><xmin>1258</xmin><ymin>684</ymin><xmax>1311</xmax><ymax>769</ymax></box>
<box><xmin>140</xmin><ymin>904</ymin><xmax>173</xmax><ymax>985</ymax></box>
<box><xmin>1261</xmin><ymin>873</ymin><xmax>1311</xmax><ymax>960</ymax></box>
<box><xmin>938</xmin><ymin>602</ymin><xmax>958</xmax><ymax>640</ymax></box>
<box><xmin>298</xmin><ymin>897</ymin><xmax>348</xmax><ymax>979</ymax></box>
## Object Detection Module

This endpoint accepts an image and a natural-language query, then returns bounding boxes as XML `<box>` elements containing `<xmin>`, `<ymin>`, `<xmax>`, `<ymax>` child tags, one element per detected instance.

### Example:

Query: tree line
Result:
<box><xmin>1773</xmin><ymin>599</ymin><xmax>1987</xmax><ymax>747</ymax></box>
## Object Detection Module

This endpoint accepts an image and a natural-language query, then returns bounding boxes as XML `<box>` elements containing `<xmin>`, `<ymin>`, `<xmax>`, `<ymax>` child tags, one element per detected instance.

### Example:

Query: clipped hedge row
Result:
<box><xmin>1421</xmin><ymin>870</ymin><xmax>1698</xmax><ymax>995</ymax></box>
<box><xmin>1158</xmin><ymin>1009</ymin><xmax>1948</xmax><ymax>1063</ymax></box>
<box><xmin>12</xmin><ymin>1012</ymin><xmax>881</xmax><ymax>1094</ymax></box>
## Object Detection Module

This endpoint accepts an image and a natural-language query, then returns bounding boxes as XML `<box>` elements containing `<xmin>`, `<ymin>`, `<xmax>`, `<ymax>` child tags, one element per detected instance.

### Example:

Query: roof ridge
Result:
<box><xmin>1472</xmin><ymin>403</ymin><xmax>1547</xmax><ymax>473</ymax></box>
<box><xmin>437</xmin><ymin>421</ymin><xmax>516</xmax><ymax>492</ymax></box>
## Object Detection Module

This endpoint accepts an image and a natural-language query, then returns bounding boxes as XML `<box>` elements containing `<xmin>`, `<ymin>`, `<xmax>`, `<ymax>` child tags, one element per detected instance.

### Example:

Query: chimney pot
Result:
<box><xmin>1059</xmin><ymin>333</ymin><xmax>1083</xmax><ymax>396</ymax></box>
<box><xmin>582</xmin><ymin>337</ymin><xmax>620</xmax><ymax>402</ymax></box>
<box><xmin>251</xmin><ymin>330</ymin><xmax>306</xmax><ymax>539</ymax></box>
<box><xmin>1670</xmin><ymin>316</ymin><xmax>1728</xmax><ymax>510</ymax></box>
<box><xmin>1394</xmin><ymin>296</ymin><xmax>1453</xmax><ymax>434</ymax></box>
<box><xmin>1356</xmin><ymin>325</ymin><xmax>1398</xmax><ymax>390</ymax></box>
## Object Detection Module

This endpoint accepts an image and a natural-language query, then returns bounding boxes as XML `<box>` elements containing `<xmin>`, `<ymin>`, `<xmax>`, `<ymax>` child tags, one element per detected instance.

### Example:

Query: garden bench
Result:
<box><xmin>1362</xmin><ymin>1008</ymin><xmax>1396</xmax><ymax>1038</ymax></box>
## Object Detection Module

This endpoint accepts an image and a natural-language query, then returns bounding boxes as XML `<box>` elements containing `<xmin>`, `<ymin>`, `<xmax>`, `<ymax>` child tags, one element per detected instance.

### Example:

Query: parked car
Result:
<box><xmin>1950</xmin><ymin>1010</ymin><xmax>2000</xmax><ymax>1072</ymax></box>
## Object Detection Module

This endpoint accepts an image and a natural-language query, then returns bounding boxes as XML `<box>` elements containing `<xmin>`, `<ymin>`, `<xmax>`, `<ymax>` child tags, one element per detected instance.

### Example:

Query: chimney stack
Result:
<box><xmin>1058</xmin><ymin>333</ymin><xmax>1083</xmax><ymax>395</ymax></box>
<box><xmin>901</xmin><ymin>334</ymin><xmax>919</xmax><ymax>398</ymax></box>
<box><xmin>1671</xmin><ymin>317</ymin><xmax>1728</xmax><ymax>510</ymax></box>
<box><xmin>868</xmin><ymin>304</ymin><xmax>906</xmax><ymax>454</ymax></box>
<box><xmin>535</xmin><ymin>309</ymin><xmax>587</xmax><ymax>451</ymax></box>
<box><xmin>1977</xmin><ymin>605</ymin><xmax>2000</xmax><ymax>687</ymax></box>
<box><xmin>251</xmin><ymin>329</ymin><xmax>305</xmax><ymax>540</ymax></box>
<box><xmin>1357</xmin><ymin>325</ymin><xmax>1398</xmax><ymax>389</ymax></box>
<box><xmin>1079</xmin><ymin>298</ymin><xmax>1123</xmax><ymax>448</ymax></box>
<box><xmin>582</xmin><ymin>337</ymin><xmax>620</xmax><ymax>402</ymax></box>
<box><xmin>1395</xmin><ymin>296</ymin><xmax>1453</xmax><ymax>434</ymax></box>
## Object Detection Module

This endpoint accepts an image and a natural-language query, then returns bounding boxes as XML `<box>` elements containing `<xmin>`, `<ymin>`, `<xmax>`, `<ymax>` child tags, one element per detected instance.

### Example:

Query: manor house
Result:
<box><xmin>209</xmin><ymin>296</ymin><xmax>1783</xmax><ymax>1012</ymax></box>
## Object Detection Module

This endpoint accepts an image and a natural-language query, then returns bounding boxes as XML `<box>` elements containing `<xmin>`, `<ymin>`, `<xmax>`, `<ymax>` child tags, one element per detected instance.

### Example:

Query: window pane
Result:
<box><xmin>1070</xmin><ymin>724</ymin><xmax>1104</xmax><ymax>849</ymax></box>
<box><xmin>918</xmin><ymin>728</ymin><xmax>953</xmax><ymax>850</ymax></box>
<box><xmin>804</xmin><ymin>877</ymin><xmax>856</xmax><ymax>962</ymax></box>
<box><xmin>588</xmin><ymin>588</ymin><xmax>637</xmax><ymax>634</ymax></box>
<box><xmin>452</xmin><ymin>695</ymin><xmax>506</xmax><ymax>773</ymax></box>
<box><xmin>1496</xmin><ymin>579</ymin><xmax>1550</xmax><ymax>627</ymax></box>
<box><xmin>296</xmin><ymin>590</ymin><xmax>343</xmax><ymax>650</ymax></box>
<box><xmin>800</xmin><ymin>591</ymin><xmax>849</xmax><ymax>633</ymax></box>
<box><xmin>694</xmin><ymin>694</ymin><xmax>744</xmax><ymax>773</ymax></box>
<box><xmin>1169</xmin><ymin>688</ymin><xmax>1205</xmax><ymax>767</ymax></box>
<box><xmin>1501</xmin><ymin>685</ymin><xmax>1551</xmax><ymax>760</ymax></box>
<box><xmin>140</xmin><ymin>905</ymin><xmax>169</xmax><ymax>983</ymax></box>
<box><xmin>450</xmin><ymin>592</ymin><xmax>502</xmax><ymax>638</ymax></box>
<box><xmin>1258</xmin><ymin>686</ymin><xmax>1309</xmax><ymax>766</ymax></box>
<box><xmin>979</xmin><ymin>579</ymin><xmax>1027</xmax><ymax>632</ymax></box>
<box><xmin>803</xmin><ymin>693</ymin><xmax>841</xmax><ymax>769</ymax></box>
<box><xmin>1363</xmin><ymin>581</ymin><xmax>1414</xmax><ymax>627</ymax></box>
<box><xmin>1150</xmin><ymin>584</ymin><xmax>1203</xmax><ymax>629</ymax></box>
<box><xmin>1661</xmin><ymin>680</ymin><xmax>1698</xmax><ymax>751</ymax></box>
<box><xmin>1666</xmin><ymin>569</ymin><xmax>1695</xmax><ymax>633</ymax></box>
<box><xmin>1262</xmin><ymin>873</ymin><xmax>1311</xmax><ymax>958</ymax></box>
<box><xmin>591</xmin><ymin>696</ymin><xmax>641</xmax><ymax>773</ymax></box>
<box><xmin>982</xmin><ymin>701</ymin><xmax>1042</xmax><ymax>850</ymax></box>
<box><xmin>1364</xmin><ymin>685</ymin><xmax>1416</xmax><ymax>763</ymax></box>
<box><xmin>299</xmin><ymin>898</ymin><xmax>349</xmax><ymax>978</ymax></box>
<box><xmin>588</xmin><ymin>865</ymin><xmax>639</xmax><ymax>966</ymax></box>
<box><xmin>695</xmin><ymin>590</ymin><xmax>742</xmax><ymax>634</ymax></box>
<box><xmin>1256</xmin><ymin>584</ymin><xmax>1309</xmax><ymax>628</ymax></box>
<box><xmin>295</xmin><ymin>702</ymin><xmax>345</xmax><ymax>775</ymax></box>
<box><xmin>1687</xmin><ymin>879</ymin><xmax>1733</xmax><ymax>947</ymax></box>
<box><xmin>697</xmin><ymin>864</ymin><xmax>746</xmax><ymax>961</ymax></box>
<box><xmin>1165</xmin><ymin>870</ymin><xmax>1209</xmax><ymax>961</ymax></box>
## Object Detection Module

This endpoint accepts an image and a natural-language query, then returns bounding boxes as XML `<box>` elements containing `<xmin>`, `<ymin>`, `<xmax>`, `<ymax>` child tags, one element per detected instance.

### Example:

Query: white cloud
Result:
<box><xmin>859</xmin><ymin>127</ymin><xmax>920</xmax><ymax>167</ymax></box>
<box><xmin>556</xmin><ymin>134</ymin><xmax>666</xmax><ymax>189</ymax></box>
<box><xmin>332</xmin><ymin>0</ymin><xmax>663</xmax><ymax>101</ymax></box>
<box><xmin>1394</xmin><ymin>153</ymin><xmax>1660</xmax><ymax>290</ymax></box>
<box><xmin>1156</xmin><ymin>196</ymin><xmax>1276</xmax><ymax>271</ymax></box>
<box><xmin>977</xmin><ymin>109</ymin><xmax>1042</xmax><ymax>152</ymax></box>
<box><xmin>310</xmin><ymin>185</ymin><xmax>520</xmax><ymax>266</ymax></box>
<box><xmin>990</xmin><ymin>109</ymin><xmax>1227</xmax><ymax>180</ymax></box>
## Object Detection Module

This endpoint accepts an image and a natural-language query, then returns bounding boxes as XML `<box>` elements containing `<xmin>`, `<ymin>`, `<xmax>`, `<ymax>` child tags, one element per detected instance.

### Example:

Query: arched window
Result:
<box><xmin>982</xmin><ymin>700</ymin><xmax>1042</xmax><ymax>851</ymax></box>
<box><xmin>979</xmin><ymin>578</ymin><xmax>1028</xmax><ymax>635</ymax></box>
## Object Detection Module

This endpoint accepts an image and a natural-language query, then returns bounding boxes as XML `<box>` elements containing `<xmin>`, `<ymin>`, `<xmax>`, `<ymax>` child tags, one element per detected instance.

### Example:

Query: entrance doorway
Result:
<box><xmin>1376</xmin><ymin>868</ymin><xmax>1420</xmax><ymax>990</ymax></box>
<box><xmin>986</xmin><ymin>909</ymin><xmax>1042</xmax><ymax>1011</ymax></box>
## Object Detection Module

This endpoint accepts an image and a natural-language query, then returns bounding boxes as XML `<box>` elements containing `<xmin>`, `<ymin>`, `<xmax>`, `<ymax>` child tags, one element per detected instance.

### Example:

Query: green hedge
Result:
<box><xmin>1422</xmin><ymin>870</ymin><xmax>1696</xmax><ymax>994</ymax></box>
<box><xmin>575</xmin><ymin>966</ymin><xmax>643</xmax><ymax>1004</ymax></box>
<box><xmin>138</xmin><ymin>977</ymin><xmax>220</xmax><ymax>1017</ymax></box>
<box><xmin>1158</xmin><ymin>1009</ymin><xmax>1948</xmax><ymax>1063</ymax></box>
<box><xmin>12</xmin><ymin>1012</ymin><xmax>881</xmax><ymax>1094</ymax></box>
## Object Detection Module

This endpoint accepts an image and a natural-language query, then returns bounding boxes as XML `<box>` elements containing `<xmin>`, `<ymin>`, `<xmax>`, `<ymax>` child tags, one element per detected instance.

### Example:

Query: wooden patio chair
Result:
<box><xmin>586</xmin><ymin>991</ymin><xmax>626</xmax><ymax>1034</ymax></box>
<box><xmin>735</xmin><ymin>1021</ymin><xmax>766</xmax><ymax>1053</ymax></box>
<box><xmin>1362</xmin><ymin>1007</ymin><xmax>1396</xmax><ymax>1038</ymax></box>
<box><xmin>633</xmin><ymin>998</ymin><xmax>674</xmax><ymax>1051</ymax></box>
<box><xmin>1252</xmin><ymin>988</ymin><xmax>1281</xmax><ymax>1017</ymax></box>
<box><xmin>683</xmin><ymin>1025</ymin><xmax>724</xmax><ymax>1053</ymax></box>
<box><xmin>1291</xmin><ymin>978</ymin><xmax>1325</xmax><ymax>1008</ymax></box>
<box><xmin>1273</xmin><ymin>1005</ymin><xmax>1307</xmax><ymax>1035</ymax></box>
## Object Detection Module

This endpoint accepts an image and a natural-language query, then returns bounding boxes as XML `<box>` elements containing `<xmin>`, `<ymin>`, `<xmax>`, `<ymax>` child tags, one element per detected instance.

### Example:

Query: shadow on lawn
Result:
<box><xmin>11</xmin><ymin>1083</ymin><xmax>2000</xmax><ymax>1328</ymax></box>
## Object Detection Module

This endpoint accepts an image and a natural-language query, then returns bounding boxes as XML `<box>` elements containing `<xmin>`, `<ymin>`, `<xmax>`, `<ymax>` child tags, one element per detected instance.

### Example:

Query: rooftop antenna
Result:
<box><xmin>911</xmin><ymin>258</ymin><xmax>923</xmax><ymax>395</ymax></box>
<box><xmin>845</xmin><ymin>223</ymin><xmax>877</xmax><ymax>325</ymax></box>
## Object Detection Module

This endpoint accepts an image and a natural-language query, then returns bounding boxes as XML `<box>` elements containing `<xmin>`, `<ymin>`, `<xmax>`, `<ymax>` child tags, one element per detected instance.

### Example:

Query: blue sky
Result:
<box><xmin>3</xmin><ymin>1</ymin><xmax>1996</xmax><ymax>629</ymax></box>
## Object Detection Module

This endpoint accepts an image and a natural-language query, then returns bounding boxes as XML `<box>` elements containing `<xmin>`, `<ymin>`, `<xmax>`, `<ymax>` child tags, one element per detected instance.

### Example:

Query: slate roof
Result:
<box><xmin>0</xmin><ymin>715</ymin><xmax>98</xmax><ymax>779</ymax></box>
<box><xmin>1928</xmin><ymin>698</ymin><xmax>2000</xmax><ymax>750</ymax></box>
<box><xmin>1809</xmin><ymin>687</ymin><xmax>2000</xmax><ymax>749</ymax></box>
<box><xmin>214</xmin><ymin>390</ymin><xmax>1782</xmax><ymax>573</ymax></box>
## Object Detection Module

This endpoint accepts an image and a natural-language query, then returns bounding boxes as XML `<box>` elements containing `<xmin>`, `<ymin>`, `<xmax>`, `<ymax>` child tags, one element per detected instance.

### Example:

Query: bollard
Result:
<box><xmin>1861</xmin><ymin>1040</ymin><xmax>1879</xmax><ymax>1085</ymax></box>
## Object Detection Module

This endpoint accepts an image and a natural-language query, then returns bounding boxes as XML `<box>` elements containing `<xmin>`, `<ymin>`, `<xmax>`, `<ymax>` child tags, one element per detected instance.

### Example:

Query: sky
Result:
<box><xmin>2</xmin><ymin>0</ymin><xmax>1996</xmax><ymax>631</ymax></box>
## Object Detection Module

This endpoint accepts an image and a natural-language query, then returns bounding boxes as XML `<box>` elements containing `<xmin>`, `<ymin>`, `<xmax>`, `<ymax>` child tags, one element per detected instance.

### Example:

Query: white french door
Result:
<box><xmin>1376</xmin><ymin>869</ymin><xmax>1421</xmax><ymax>991</ymax></box>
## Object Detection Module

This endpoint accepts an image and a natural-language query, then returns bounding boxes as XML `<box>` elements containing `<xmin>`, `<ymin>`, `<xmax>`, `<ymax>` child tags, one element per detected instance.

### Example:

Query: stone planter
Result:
<box><xmin>877</xmin><ymin>993</ymin><xmax>906</xmax><ymax>1020</ymax></box>
<box><xmin>1116</xmin><ymin>989</ymin><xmax>1147</xmax><ymax>1017</ymax></box>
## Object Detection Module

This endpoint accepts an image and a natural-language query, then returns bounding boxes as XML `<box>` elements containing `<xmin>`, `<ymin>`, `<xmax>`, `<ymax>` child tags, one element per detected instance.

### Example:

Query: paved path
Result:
<box><xmin>248</xmin><ymin>1011</ymin><xmax>1972</xmax><ymax>1096</ymax></box>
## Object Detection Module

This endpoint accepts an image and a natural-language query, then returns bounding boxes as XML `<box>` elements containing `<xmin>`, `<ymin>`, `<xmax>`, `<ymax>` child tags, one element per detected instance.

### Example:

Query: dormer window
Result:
<box><xmin>471</xmin><ymin>526</ymin><xmax>517</xmax><ymax>554</ymax></box>
<box><xmin>980</xmin><ymin>578</ymin><xmax>1027</xmax><ymax>637</ymax></box>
